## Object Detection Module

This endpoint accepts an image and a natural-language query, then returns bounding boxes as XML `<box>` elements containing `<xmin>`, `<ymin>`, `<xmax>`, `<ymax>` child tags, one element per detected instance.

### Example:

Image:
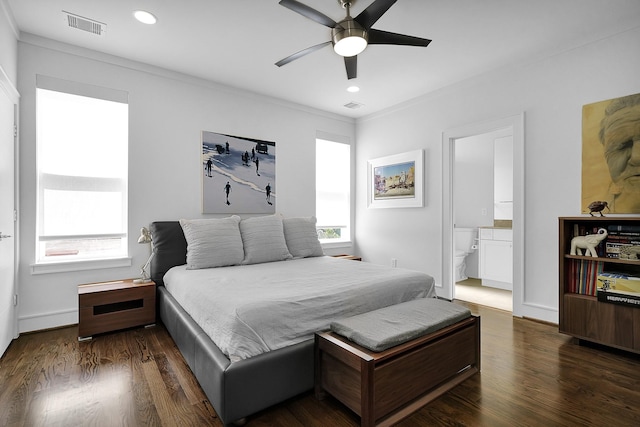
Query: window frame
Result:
<box><xmin>32</xmin><ymin>76</ymin><xmax>131</xmax><ymax>272</ymax></box>
<box><xmin>315</xmin><ymin>136</ymin><xmax>353</xmax><ymax>247</ymax></box>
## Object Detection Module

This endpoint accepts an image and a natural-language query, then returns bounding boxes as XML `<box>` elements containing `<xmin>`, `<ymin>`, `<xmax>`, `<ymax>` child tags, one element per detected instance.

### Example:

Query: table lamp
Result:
<box><xmin>133</xmin><ymin>226</ymin><xmax>154</xmax><ymax>284</ymax></box>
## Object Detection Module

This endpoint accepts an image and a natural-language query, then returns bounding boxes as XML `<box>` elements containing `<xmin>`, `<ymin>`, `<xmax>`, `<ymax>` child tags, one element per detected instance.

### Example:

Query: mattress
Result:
<box><xmin>164</xmin><ymin>256</ymin><xmax>436</xmax><ymax>361</ymax></box>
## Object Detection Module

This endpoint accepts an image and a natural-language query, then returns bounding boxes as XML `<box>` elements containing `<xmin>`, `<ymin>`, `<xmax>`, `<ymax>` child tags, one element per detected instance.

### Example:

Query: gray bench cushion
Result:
<box><xmin>330</xmin><ymin>298</ymin><xmax>472</xmax><ymax>352</ymax></box>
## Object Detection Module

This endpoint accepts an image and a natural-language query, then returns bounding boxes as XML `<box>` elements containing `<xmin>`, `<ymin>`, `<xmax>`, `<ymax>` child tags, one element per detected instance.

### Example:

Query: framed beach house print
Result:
<box><xmin>368</xmin><ymin>149</ymin><xmax>424</xmax><ymax>208</ymax></box>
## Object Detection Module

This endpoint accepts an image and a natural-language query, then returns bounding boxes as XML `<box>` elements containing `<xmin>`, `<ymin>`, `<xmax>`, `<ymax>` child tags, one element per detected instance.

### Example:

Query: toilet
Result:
<box><xmin>454</xmin><ymin>227</ymin><xmax>478</xmax><ymax>282</ymax></box>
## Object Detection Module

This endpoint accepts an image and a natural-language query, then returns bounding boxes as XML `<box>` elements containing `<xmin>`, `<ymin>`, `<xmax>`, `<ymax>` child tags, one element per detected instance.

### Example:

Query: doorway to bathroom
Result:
<box><xmin>441</xmin><ymin>114</ymin><xmax>525</xmax><ymax>316</ymax></box>
<box><xmin>454</xmin><ymin>129</ymin><xmax>513</xmax><ymax>311</ymax></box>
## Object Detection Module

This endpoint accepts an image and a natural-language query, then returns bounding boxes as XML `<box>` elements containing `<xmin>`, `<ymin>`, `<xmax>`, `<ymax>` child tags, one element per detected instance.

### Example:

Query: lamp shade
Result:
<box><xmin>137</xmin><ymin>227</ymin><xmax>152</xmax><ymax>244</ymax></box>
<box><xmin>332</xmin><ymin>20</ymin><xmax>368</xmax><ymax>57</ymax></box>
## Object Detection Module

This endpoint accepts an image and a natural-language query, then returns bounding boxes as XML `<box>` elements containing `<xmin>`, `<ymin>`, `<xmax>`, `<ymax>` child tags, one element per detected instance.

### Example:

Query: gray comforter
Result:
<box><xmin>164</xmin><ymin>256</ymin><xmax>436</xmax><ymax>361</ymax></box>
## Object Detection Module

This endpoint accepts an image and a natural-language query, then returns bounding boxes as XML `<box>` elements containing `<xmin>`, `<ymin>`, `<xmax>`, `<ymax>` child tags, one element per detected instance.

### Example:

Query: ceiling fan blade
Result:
<box><xmin>368</xmin><ymin>29</ymin><xmax>432</xmax><ymax>47</ymax></box>
<box><xmin>344</xmin><ymin>56</ymin><xmax>357</xmax><ymax>80</ymax></box>
<box><xmin>279</xmin><ymin>0</ymin><xmax>337</xmax><ymax>28</ymax></box>
<box><xmin>275</xmin><ymin>41</ymin><xmax>331</xmax><ymax>67</ymax></box>
<box><xmin>354</xmin><ymin>0</ymin><xmax>397</xmax><ymax>28</ymax></box>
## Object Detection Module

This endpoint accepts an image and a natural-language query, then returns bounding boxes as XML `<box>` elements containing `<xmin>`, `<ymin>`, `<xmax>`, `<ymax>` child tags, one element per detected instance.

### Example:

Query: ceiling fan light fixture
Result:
<box><xmin>332</xmin><ymin>21</ymin><xmax>368</xmax><ymax>57</ymax></box>
<box><xmin>276</xmin><ymin>0</ymin><xmax>432</xmax><ymax>80</ymax></box>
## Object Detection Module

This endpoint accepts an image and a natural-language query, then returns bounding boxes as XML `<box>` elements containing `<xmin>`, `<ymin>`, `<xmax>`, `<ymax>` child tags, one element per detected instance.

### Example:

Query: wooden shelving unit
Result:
<box><xmin>559</xmin><ymin>217</ymin><xmax>640</xmax><ymax>354</ymax></box>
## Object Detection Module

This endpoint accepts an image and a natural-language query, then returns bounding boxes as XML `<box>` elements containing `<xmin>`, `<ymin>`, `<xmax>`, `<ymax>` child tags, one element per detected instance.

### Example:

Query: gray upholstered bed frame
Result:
<box><xmin>149</xmin><ymin>221</ymin><xmax>315</xmax><ymax>426</ymax></box>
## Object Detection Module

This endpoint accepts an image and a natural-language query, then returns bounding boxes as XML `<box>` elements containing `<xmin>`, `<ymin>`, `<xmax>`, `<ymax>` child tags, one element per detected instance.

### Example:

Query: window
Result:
<box><xmin>36</xmin><ymin>76</ymin><xmax>128</xmax><ymax>264</ymax></box>
<box><xmin>316</xmin><ymin>138</ymin><xmax>350</xmax><ymax>243</ymax></box>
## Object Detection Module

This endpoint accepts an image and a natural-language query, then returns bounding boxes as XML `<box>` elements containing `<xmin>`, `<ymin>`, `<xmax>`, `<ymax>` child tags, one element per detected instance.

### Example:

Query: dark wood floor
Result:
<box><xmin>1</xmin><ymin>302</ymin><xmax>640</xmax><ymax>426</ymax></box>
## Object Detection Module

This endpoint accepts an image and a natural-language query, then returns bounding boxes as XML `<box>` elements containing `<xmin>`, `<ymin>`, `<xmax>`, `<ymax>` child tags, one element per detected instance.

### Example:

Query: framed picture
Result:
<box><xmin>202</xmin><ymin>131</ymin><xmax>276</xmax><ymax>214</ymax></box>
<box><xmin>582</xmin><ymin>92</ymin><xmax>640</xmax><ymax>214</ymax></box>
<box><xmin>368</xmin><ymin>149</ymin><xmax>424</xmax><ymax>208</ymax></box>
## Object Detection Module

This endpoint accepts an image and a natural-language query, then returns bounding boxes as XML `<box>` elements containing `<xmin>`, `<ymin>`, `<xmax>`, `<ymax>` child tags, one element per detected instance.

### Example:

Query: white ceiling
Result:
<box><xmin>6</xmin><ymin>0</ymin><xmax>640</xmax><ymax>118</ymax></box>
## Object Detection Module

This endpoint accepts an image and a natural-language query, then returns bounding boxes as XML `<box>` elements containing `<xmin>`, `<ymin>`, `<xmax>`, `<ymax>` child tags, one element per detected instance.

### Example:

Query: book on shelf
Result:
<box><xmin>606</xmin><ymin>242</ymin><xmax>634</xmax><ymax>258</ymax></box>
<box><xmin>597</xmin><ymin>291</ymin><xmax>640</xmax><ymax>307</ymax></box>
<box><xmin>597</xmin><ymin>271</ymin><xmax>640</xmax><ymax>292</ymax></box>
<box><xmin>608</xmin><ymin>231</ymin><xmax>640</xmax><ymax>238</ymax></box>
<box><xmin>597</xmin><ymin>271</ymin><xmax>640</xmax><ymax>307</ymax></box>
<box><xmin>604</xmin><ymin>239</ymin><xmax>640</xmax><ymax>260</ymax></box>
<box><xmin>603</xmin><ymin>226</ymin><xmax>640</xmax><ymax>259</ymax></box>
<box><xmin>607</xmin><ymin>224</ymin><xmax>640</xmax><ymax>233</ymax></box>
<box><xmin>568</xmin><ymin>259</ymin><xmax>604</xmax><ymax>296</ymax></box>
<box><xmin>606</xmin><ymin>235</ymin><xmax>640</xmax><ymax>243</ymax></box>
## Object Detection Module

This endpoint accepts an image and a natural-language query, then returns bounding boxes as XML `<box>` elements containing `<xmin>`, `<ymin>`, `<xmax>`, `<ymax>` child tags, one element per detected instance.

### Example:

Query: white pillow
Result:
<box><xmin>240</xmin><ymin>215</ymin><xmax>293</xmax><ymax>265</ymax></box>
<box><xmin>179</xmin><ymin>216</ymin><xmax>244</xmax><ymax>269</ymax></box>
<box><xmin>283</xmin><ymin>216</ymin><xmax>324</xmax><ymax>258</ymax></box>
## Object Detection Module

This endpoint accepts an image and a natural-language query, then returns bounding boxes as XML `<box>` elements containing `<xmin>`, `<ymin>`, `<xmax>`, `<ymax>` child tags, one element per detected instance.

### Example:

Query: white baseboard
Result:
<box><xmin>517</xmin><ymin>302</ymin><xmax>558</xmax><ymax>324</ymax></box>
<box><xmin>18</xmin><ymin>308</ymin><xmax>77</xmax><ymax>333</ymax></box>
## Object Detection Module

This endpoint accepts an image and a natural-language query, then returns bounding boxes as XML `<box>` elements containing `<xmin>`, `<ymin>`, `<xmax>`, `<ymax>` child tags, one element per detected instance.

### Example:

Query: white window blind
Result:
<box><xmin>316</xmin><ymin>138</ymin><xmax>350</xmax><ymax>242</ymax></box>
<box><xmin>36</xmin><ymin>76</ymin><xmax>129</xmax><ymax>263</ymax></box>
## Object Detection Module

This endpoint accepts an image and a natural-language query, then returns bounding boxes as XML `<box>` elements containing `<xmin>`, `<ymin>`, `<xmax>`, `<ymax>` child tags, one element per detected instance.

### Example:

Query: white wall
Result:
<box><xmin>454</xmin><ymin>133</ymin><xmax>495</xmax><ymax>279</ymax></box>
<box><xmin>0</xmin><ymin>0</ymin><xmax>17</xmax><ymax>85</ymax></box>
<box><xmin>355</xmin><ymin>27</ymin><xmax>640</xmax><ymax>323</ymax></box>
<box><xmin>454</xmin><ymin>133</ymin><xmax>494</xmax><ymax>228</ymax></box>
<box><xmin>454</xmin><ymin>130</ymin><xmax>514</xmax><ymax>227</ymax></box>
<box><xmin>17</xmin><ymin>36</ymin><xmax>355</xmax><ymax>332</ymax></box>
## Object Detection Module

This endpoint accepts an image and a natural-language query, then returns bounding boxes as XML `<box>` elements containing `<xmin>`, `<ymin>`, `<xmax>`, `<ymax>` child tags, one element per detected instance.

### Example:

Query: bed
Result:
<box><xmin>149</xmin><ymin>218</ymin><xmax>437</xmax><ymax>425</ymax></box>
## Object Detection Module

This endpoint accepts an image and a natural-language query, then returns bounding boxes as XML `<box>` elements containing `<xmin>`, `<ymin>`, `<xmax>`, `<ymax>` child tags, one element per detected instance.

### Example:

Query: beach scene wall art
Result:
<box><xmin>202</xmin><ymin>131</ymin><xmax>276</xmax><ymax>214</ymax></box>
<box><xmin>368</xmin><ymin>150</ymin><xmax>424</xmax><ymax>209</ymax></box>
<box><xmin>374</xmin><ymin>161</ymin><xmax>415</xmax><ymax>200</ymax></box>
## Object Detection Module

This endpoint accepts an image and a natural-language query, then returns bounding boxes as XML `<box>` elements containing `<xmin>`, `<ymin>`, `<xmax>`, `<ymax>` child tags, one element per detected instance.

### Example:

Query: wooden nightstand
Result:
<box><xmin>332</xmin><ymin>254</ymin><xmax>362</xmax><ymax>261</ymax></box>
<box><xmin>78</xmin><ymin>279</ymin><xmax>156</xmax><ymax>340</ymax></box>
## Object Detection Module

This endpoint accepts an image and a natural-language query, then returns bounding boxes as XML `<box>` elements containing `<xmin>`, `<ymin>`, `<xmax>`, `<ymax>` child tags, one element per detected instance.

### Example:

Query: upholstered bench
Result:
<box><xmin>315</xmin><ymin>298</ymin><xmax>480</xmax><ymax>427</ymax></box>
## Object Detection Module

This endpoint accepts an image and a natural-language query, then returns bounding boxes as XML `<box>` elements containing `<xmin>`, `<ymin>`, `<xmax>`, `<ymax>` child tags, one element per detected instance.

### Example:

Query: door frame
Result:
<box><xmin>441</xmin><ymin>113</ymin><xmax>525</xmax><ymax>317</ymax></box>
<box><xmin>0</xmin><ymin>65</ymin><xmax>20</xmax><ymax>345</ymax></box>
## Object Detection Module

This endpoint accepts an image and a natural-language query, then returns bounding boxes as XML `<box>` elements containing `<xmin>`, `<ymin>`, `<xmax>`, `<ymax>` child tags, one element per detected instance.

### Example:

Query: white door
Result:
<box><xmin>0</xmin><ymin>83</ymin><xmax>16</xmax><ymax>357</ymax></box>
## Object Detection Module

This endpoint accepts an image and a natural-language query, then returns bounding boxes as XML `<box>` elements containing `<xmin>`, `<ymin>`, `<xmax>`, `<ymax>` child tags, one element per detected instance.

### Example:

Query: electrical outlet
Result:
<box><xmin>481</xmin><ymin>208</ymin><xmax>487</xmax><ymax>216</ymax></box>
<box><xmin>391</xmin><ymin>258</ymin><xmax>397</xmax><ymax>268</ymax></box>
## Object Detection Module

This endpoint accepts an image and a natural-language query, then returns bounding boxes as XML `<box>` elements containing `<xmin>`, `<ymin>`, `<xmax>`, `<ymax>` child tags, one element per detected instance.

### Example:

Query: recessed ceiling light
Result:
<box><xmin>133</xmin><ymin>10</ymin><xmax>157</xmax><ymax>25</ymax></box>
<box><xmin>347</xmin><ymin>85</ymin><xmax>360</xmax><ymax>93</ymax></box>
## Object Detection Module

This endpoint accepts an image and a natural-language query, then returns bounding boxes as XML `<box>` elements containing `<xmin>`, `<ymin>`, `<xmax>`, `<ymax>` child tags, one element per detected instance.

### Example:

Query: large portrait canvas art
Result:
<box><xmin>582</xmin><ymin>93</ymin><xmax>640</xmax><ymax>214</ymax></box>
<box><xmin>202</xmin><ymin>131</ymin><xmax>276</xmax><ymax>214</ymax></box>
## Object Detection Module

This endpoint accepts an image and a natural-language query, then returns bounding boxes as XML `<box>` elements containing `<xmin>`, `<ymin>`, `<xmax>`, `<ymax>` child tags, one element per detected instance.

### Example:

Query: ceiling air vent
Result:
<box><xmin>64</xmin><ymin>11</ymin><xmax>106</xmax><ymax>36</ymax></box>
<box><xmin>344</xmin><ymin>101</ymin><xmax>364</xmax><ymax>109</ymax></box>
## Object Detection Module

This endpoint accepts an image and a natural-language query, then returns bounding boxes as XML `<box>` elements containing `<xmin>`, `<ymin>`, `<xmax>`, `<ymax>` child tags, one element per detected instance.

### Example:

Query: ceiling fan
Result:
<box><xmin>275</xmin><ymin>0</ymin><xmax>432</xmax><ymax>80</ymax></box>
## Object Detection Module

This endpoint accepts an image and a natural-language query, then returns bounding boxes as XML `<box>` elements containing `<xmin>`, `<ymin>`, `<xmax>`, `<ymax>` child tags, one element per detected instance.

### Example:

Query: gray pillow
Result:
<box><xmin>179</xmin><ymin>216</ymin><xmax>244</xmax><ymax>269</ymax></box>
<box><xmin>283</xmin><ymin>216</ymin><xmax>324</xmax><ymax>258</ymax></box>
<box><xmin>240</xmin><ymin>215</ymin><xmax>293</xmax><ymax>264</ymax></box>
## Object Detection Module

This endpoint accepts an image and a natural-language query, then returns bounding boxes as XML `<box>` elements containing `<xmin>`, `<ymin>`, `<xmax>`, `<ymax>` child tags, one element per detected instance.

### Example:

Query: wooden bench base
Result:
<box><xmin>315</xmin><ymin>315</ymin><xmax>480</xmax><ymax>427</ymax></box>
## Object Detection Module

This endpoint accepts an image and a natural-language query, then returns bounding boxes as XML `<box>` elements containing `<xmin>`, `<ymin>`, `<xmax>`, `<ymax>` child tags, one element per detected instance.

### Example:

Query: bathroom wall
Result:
<box><xmin>494</xmin><ymin>135</ymin><xmax>514</xmax><ymax>220</ymax></box>
<box><xmin>454</xmin><ymin>132</ymin><xmax>495</xmax><ymax>228</ymax></box>
<box><xmin>454</xmin><ymin>132</ymin><xmax>493</xmax><ymax>278</ymax></box>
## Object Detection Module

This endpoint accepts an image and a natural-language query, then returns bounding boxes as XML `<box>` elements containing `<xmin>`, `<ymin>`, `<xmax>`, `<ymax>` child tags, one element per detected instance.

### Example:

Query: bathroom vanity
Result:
<box><xmin>478</xmin><ymin>227</ymin><xmax>513</xmax><ymax>290</ymax></box>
